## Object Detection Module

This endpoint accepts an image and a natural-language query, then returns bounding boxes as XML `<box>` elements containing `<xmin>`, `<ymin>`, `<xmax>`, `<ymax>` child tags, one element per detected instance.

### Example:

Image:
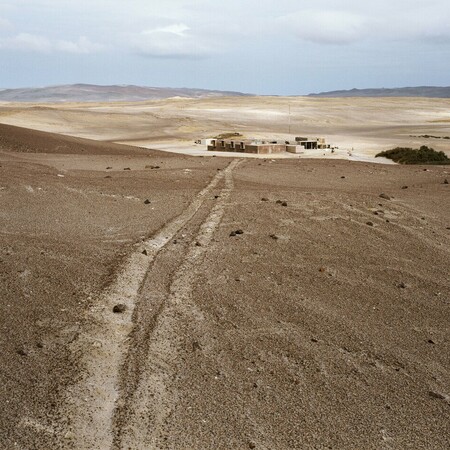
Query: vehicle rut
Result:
<box><xmin>63</xmin><ymin>159</ymin><xmax>241</xmax><ymax>449</ymax></box>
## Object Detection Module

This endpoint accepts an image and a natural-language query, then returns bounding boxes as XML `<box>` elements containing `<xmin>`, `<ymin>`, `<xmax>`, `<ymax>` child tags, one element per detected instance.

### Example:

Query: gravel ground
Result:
<box><xmin>0</xmin><ymin>123</ymin><xmax>449</xmax><ymax>449</ymax></box>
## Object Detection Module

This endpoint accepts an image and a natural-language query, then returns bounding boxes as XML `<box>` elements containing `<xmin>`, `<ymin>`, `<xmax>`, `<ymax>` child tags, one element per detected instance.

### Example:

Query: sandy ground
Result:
<box><xmin>0</xmin><ymin>96</ymin><xmax>450</xmax><ymax>161</ymax></box>
<box><xmin>0</xmin><ymin>102</ymin><xmax>449</xmax><ymax>449</ymax></box>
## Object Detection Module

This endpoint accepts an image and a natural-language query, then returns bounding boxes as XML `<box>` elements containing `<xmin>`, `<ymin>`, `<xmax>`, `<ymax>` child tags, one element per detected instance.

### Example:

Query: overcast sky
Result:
<box><xmin>1</xmin><ymin>0</ymin><xmax>449</xmax><ymax>94</ymax></box>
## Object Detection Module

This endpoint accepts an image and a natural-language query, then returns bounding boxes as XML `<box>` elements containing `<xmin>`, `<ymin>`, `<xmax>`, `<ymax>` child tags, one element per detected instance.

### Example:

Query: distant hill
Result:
<box><xmin>308</xmin><ymin>86</ymin><xmax>450</xmax><ymax>98</ymax></box>
<box><xmin>0</xmin><ymin>84</ymin><xmax>250</xmax><ymax>103</ymax></box>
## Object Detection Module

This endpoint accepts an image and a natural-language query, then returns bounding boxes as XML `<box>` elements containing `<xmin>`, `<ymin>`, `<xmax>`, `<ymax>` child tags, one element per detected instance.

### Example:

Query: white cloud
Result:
<box><xmin>279</xmin><ymin>10</ymin><xmax>368</xmax><ymax>45</ymax></box>
<box><xmin>132</xmin><ymin>23</ymin><xmax>211</xmax><ymax>58</ymax></box>
<box><xmin>56</xmin><ymin>36</ymin><xmax>104</xmax><ymax>54</ymax></box>
<box><xmin>0</xmin><ymin>33</ymin><xmax>52</xmax><ymax>52</ymax></box>
<box><xmin>0</xmin><ymin>33</ymin><xmax>104</xmax><ymax>53</ymax></box>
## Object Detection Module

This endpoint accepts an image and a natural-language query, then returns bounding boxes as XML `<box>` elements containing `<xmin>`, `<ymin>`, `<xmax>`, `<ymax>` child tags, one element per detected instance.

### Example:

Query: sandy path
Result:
<box><xmin>62</xmin><ymin>159</ymin><xmax>241</xmax><ymax>449</ymax></box>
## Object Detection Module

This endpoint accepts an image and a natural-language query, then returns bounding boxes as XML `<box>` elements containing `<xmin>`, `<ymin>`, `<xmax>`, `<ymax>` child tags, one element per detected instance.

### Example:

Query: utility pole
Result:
<box><xmin>288</xmin><ymin>103</ymin><xmax>291</xmax><ymax>135</ymax></box>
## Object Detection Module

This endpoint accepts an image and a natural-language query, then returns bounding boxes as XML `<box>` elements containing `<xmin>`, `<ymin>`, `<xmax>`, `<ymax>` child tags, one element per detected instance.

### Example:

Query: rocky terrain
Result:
<box><xmin>0</xmin><ymin>122</ymin><xmax>449</xmax><ymax>449</ymax></box>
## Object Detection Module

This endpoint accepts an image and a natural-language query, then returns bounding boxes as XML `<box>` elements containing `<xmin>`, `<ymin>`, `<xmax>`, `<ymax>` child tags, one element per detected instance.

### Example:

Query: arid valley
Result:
<box><xmin>0</xmin><ymin>96</ymin><xmax>449</xmax><ymax>449</ymax></box>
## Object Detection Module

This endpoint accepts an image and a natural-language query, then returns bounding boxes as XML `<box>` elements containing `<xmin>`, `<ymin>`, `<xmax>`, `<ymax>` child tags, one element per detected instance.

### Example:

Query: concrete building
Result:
<box><xmin>207</xmin><ymin>137</ymin><xmax>328</xmax><ymax>154</ymax></box>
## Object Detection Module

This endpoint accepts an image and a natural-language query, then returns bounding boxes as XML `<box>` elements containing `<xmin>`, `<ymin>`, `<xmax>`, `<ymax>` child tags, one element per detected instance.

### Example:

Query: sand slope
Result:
<box><xmin>0</xmin><ymin>122</ymin><xmax>449</xmax><ymax>449</ymax></box>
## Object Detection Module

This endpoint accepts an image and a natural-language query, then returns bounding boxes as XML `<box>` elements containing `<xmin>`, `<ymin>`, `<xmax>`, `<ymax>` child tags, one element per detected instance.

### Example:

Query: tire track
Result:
<box><xmin>112</xmin><ymin>158</ymin><xmax>240</xmax><ymax>449</ymax></box>
<box><xmin>62</xmin><ymin>159</ymin><xmax>241</xmax><ymax>450</ymax></box>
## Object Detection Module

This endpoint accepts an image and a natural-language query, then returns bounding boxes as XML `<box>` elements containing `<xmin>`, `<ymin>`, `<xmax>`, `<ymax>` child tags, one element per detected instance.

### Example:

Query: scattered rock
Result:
<box><xmin>192</xmin><ymin>341</ymin><xmax>201</xmax><ymax>351</ymax></box>
<box><xmin>17</xmin><ymin>348</ymin><xmax>27</xmax><ymax>356</ymax></box>
<box><xmin>261</xmin><ymin>197</ymin><xmax>269</xmax><ymax>202</ymax></box>
<box><xmin>428</xmin><ymin>339</ymin><xmax>435</xmax><ymax>344</ymax></box>
<box><xmin>151</xmin><ymin>166</ymin><xmax>160</xmax><ymax>169</ymax></box>
<box><xmin>229</xmin><ymin>231</ymin><xmax>237</xmax><ymax>237</ymax></box>
<box><xmin>142</xmin><ymin>249</ymin><xmax>148</xmax><ymax>256</ymax></box>
<box><xmin>398</xmin><ymin>282</ymin><xmax>407</xmax><ymax>289</ymax></box>
<box><xmin>123</xmin><ymin>167</ymin><xmax>131</xmax><ymax>170</ymax></box>
<box><xmin>106</xmin><ymin>166</ymin><xmax>112</xmax><ymax>170</ymax></box>
<box><xmin>105</xmin><ymin>175</ymin><xmax>112</xmax><ymax>178</ymax></box>
<box><xmin>248</xmin><ymin>442</ymin><xmax>256</xmax><ymax>449</ymax></box>
<box><xmin>401</xmin><ymin>185</ymin><xmax>408</xmax><ymax>189</ymax></box>
<box><xmin>144</xmin><ymin>199</ymin><xmax>151</xmax><ymax>204</ymax></box>
<box><xmin>173</xmin><ymin>239</ymin><xmax>178</xmax><ymax>244</ymax></box>
<box><xmin>311</xmin><ymin>338</ymin><xmax>318</xmax><ymax>343</ymax></box>
<box><xmin>281</xmin><ymin>201</ymin><xmax>288</xmax><ymax>207</ymax></box>
<box><xmin>318</xmin><ymin>267</ymin><xmax>326</xmax><ymax>273</ymax></box>
<box><xmin>444</xmin><ymin>179</ymin><xmax>449</xmax><ymax>184</ymax></box>
<box><xmin>36</xmin><ymin>342</ymin><xmax>44</xmax><ymax>349</ymax></box>
<box><xmin>379</xmin><ymin>193</ymin><xmax>391</xmax><ymax>200</ymax></box>
<box><xmin>341</xmin><ymin>176</ymin><xmax>346</xmax><ymax>179</ymax></box>
<box><xmin>269</xmin><ymin>234</ymin><xmax>279</xmax><ymax>240</ymax></box>
<box><xmin>235</xmin><ymin>229</ymin><xmax>244</xmax><ymax>235</ymax></box>
<box><xmin>429</xmin><ymin>391</ymin><xmax>445</xmax><ymax>400</ymax></box>
<box><xmin>366</xmin><ymin>221</ymin><xmax>374</xmax><ymax>226</ymax></box>
<box><xmin>195</xmin><ymin>241</ymin><xmax>202</xmax><ymax>247</ymax></box>
<box><xmin>214</xmin><ymin>195</ymin><xmax>219</xmax><ymax>199</ymax></box>
<box><xmin>276</xmin><ymin>200</ymin><xmax>282</xmax><ymax>204</ymax></box>
<box><xmin>113</xmin><ymin>304</ymin><xmax>127</xmax><ymax>314</ymax></box>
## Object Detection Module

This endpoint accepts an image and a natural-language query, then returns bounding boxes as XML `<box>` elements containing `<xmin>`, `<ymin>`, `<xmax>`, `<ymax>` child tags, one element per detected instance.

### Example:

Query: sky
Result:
<box><xmin>0</xmin><ymin>0</ymin><xmax>449</xmax><ymax>94</ymax></box>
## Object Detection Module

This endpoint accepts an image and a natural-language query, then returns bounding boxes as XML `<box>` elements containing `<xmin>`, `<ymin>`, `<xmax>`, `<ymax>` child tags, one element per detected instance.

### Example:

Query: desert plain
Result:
<box><xmin>0</xmin><ymin>96</ymin><xmax>449</xmax><ymax>449</ymax></box>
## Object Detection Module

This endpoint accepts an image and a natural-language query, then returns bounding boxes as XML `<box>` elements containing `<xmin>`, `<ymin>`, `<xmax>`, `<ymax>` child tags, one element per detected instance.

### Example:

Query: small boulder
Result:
<box><xmin>401</xmin><ymin>185</ymin><xmax>408</xmax><ymax>189</ymax></box>
<box><xmin>281</xmin><ymin>201</ymin><xmax>288</xmax><ymax>207</ymax></box>
<box><xmin>444</xmin><ymin>179</ymin><xmax>449</xmax><ymax>184</ymax></box>
<box><xmin>366</xmin><ymin>221</ymin><xmax>374</xmax><ymax>226</ymax></box>
<box><xmin>144</xmin><ymin>199</ymin><xmax>151</xmax><ymax>204</ymax></box>
<box><xmin>261</xmin><ymin>197</ymin><xmax>269</xmax><ymax>202</ymax></box>
<box><xmin>113</xmin><ymin>304</ymin><xmax>127</xmax><ymax>314</ymax></box>
<box><xmin>379</xmin><ymin>193</ymin><xmax>391</xmax><ymax>200</ymax></box>
<box><xmin>123</xmin><ymin>167</ymin><xmax>131</xmax><ymax>171</ymax></box>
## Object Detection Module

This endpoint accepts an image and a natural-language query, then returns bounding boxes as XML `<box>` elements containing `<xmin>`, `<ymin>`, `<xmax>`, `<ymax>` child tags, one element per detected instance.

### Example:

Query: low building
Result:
<box><xmin>207</xmin><ymin>137</ymin><xmax>328</xmax><ymax>154</ymax></box>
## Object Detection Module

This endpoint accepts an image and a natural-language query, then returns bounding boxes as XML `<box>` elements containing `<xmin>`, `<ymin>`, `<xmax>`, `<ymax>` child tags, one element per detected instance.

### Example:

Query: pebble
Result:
<box><xmin>366</xmin><ymin>221</ymin><xmax>374</xmax><ymax>226</ymax></box>
<box><xmin>429</xmin><ymin>391</ymin><xmax>445</xmax><ymax>400</ymax></box>
<box><xmin>341</xmin><ymin>176</ymin><xmax>346</xmax><ymax>179</ymax></box>
<box><xmin>281</xmin><ymin>201</ymin><xmax>288</xmax><ymax>207</ymax></box>
<box><xmin>269</xmin><ymin>234</ymin><xmax>279</xmax><ymax>240</ymax></box>
<box><xmin>106</xmin><ymin>166</ymin><xmax>112</xmax><ymax>169</ymax></box>
<box><xmin>17</xmin><ymin>348</ymin><xmax>27</xmax><ymax>356</ymax></box>
<box><xmin>144</xmin><ymin>199</ymin><xmax>151</xmax><ymax>204</ymax></box>
<box><xmin>261</xmin><ymin>197</ymin><xmax>269</xmax><ymax>202</ymax></box>
<box><xmin>401</xmin><ymin>185</ymin><xmax>408</xmax><ymax>189</ymax></box>
<box><xmin>113</xmin><ymin>304</ymin><xmax>127</xmax><ymax>314</ymax></box>
<box><xmin>235</xmin><ymin>229</ymin><xmax>244</xmax><ymax>235</ymax></box>
<box><xmin>427</xmin><ymin>339</ymin><xmax>435</xmax><ymax>344</ymax></box>
<box><xmin>195</xmin><ymin>241</ymin><xmax>202</xmax><ymax>247</ymax></box>
<box><xmin>398</xmin><ymin>282</ymin><xmax>407</xmax><ymax>289</ymax></box>
<box><xmin>248</xmin><ymin>442</ymin><xmax>256</xmax><ymax>449</ymax></box>
<box><xmin>142</xmin><ymin>249</ymin><xmax>148</xmax><ymax>256</ymax></box>
<box><xmin>230</xmin><ymin>231</ymin><xmax>237</xmax><ymax>237</ymax></box>
<box><xmin>123</xmin><ymin>167</ymin><xmax>131</xmax><ymax>170</ymax></box>
<box><xmin>379</xmin><ymin>193</ymin><xmax>391</xmax><ymax>200</ymax></box>
<box><xmin>444</xmin><ymin>179</ymin><xmax>449</xmax><ymax>184</ymax></box>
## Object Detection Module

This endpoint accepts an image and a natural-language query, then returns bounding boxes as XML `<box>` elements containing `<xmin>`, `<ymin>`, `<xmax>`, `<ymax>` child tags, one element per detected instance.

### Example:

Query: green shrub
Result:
<box><xmin>376</xmin><ymin>146</ymin><xmax>450</xmax><ymax>164</ymax></box>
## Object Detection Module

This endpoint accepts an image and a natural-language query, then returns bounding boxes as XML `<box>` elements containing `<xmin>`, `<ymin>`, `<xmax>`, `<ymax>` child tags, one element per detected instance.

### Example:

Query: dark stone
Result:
<box><xmin>192</xmin><ymin>341</ymin><xmax>201</xmax><ymax>351</ymax></box>
<box><xmin>366</xmin><ymin>221</ymin><xmax>374</xmax><ymax>226</ymax></box>
<box><xmin>17</xmin><ymin>348</ymin><xmax>27</xmax><ymax>356</ymax></box>
<box><xmin>311</xmin><ymin>338</ymin><xmax>318</xmax><ymax>343</ymax></box>
<box><xmin>106</xmin><ymin>166</ymin><xmax>112</xmax><ymax>169</ymax></box>
<box><xmin>144</xmin><ymin>199</ymin><xmax>151</xmax><ymax>204</ymax></box>
<box><xmin>235</xmin><ymin>229</ymin><xmax>244</xmax><ymax>235</ymax></box>
<box><xmin>261</xmin><ymin>197</ymin><xmax>269</xmax><ymax>202</ymax></box>
<box><xmin>113</xmin><ymin>304</ymin><xmax>127</xmax><ymax>314</ymax></box>
<box><xmin>281</xmin><ymin>201</ymin><xmax>288</xmax><ymax>207</ymax></box>
<box><xmin>444</xmin><ymin>179</ymin><xmax>449</xmax><ymax>184</ymax></box>
<box><xmin>151</xmin><ymin>166</ymin><xmax>160</xmax><ymax>169</ymax></box>
<box><xmin>248</xmin><ymin>442</ymin><xmax>256</xmax><ymax>449</ymax></box>
<box><xmin>379</xmin><ymin>193</ymin><xmax>391</xmax><ymax>200</ymax></box>
<box><xmin>124</xmin><ymin>167</ymin><xmax>131</xmax><ymax>170</ymax></box>
<box><xmin>36</xmin><ymin>342</ymin><xmax>44</xmax><ymax>349</ymax></box>
<box><xmin>195</xmin><ymin>242</ymin><xmax>202</xmax><ymax>247</ymax></box>
<box><xmin>341</xmin><ymin>176</ymin><xmax>346</xmax><ymax>179</ymax></box>
<box><xmin>214</xmin><ymin>195</ymin><xmax>219</xmax><ymax>199</ymax></box>
<box><xmin>269</xmin><ymin>234</ymin><xmax>279</xmax><ymax>240</ymax></box>
<box><xmin>401</xmin><ymin>186</ymin><xmax>408</xmax><ymax>189</ymax></box>
<box><xmin>229</xmin><ymin>231</ymin><xmax>237</xmax><ymax>237</ymax></box>
<box><xmin>276</xmin><ymin>200</ymin><xmax>283</xmax><ymax>204</ymax></box>
<box><xmin>398</xmin><ymin>282</ymin><xmax>406</xmax><ymax>289</ymax></box>
<box><xmin>105</xmin><ymin>176</ymin><xmax>112</xmax><ymax>178</ymax></box>
<box><xmin>428</xmin><ymin>339</ymin><xmax>435</xmax><ymax>344</ymax></box>
<box><xmin>429</xmin><ymin>391</ymin><xmax>445</xmax><ymax>400</ymax></box>
<box><xmin>142</xmin><ymin>249</ymin><xmax>148</xmax><ymax>256</ymax></box>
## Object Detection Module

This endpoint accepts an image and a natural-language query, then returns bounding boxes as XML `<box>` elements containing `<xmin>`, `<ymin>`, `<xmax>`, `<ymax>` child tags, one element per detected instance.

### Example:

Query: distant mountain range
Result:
<box><xmin>308</xmin><ymin>86</ymin><xmax>450</xmax><ymax>98</ymax></box>
<box><xmin>0</xmin><ymin>84</ymin><xmax>250</xmax><ymax>102</ymax></box>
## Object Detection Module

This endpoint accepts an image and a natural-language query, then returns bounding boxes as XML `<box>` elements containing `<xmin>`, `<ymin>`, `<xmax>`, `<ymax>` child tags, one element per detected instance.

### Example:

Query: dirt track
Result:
<box><xmin>0</xmin><ymin>123</ymin><xmax>449</xmax><ymax>449</ymax></box>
